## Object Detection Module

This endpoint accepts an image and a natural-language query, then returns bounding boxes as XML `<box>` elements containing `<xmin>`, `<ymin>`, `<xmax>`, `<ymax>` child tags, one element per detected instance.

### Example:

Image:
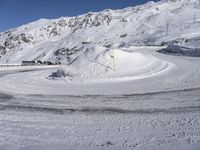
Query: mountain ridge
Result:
<box><xmin>0</xmin><ymin>0</ymin><xmax>200</xmax><ymax>64</ymax></box>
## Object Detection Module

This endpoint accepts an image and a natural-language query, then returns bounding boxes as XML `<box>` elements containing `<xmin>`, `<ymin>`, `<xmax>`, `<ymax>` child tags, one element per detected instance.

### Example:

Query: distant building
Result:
<box><xmin>21</xmin><ymin>61</ymin><xmax>37</xmax><ymax>66</ymax></box>
<box><xmin>21</xmin><ymin>60</ymin><xmax>59</xmax><ymax>66</ymax></box>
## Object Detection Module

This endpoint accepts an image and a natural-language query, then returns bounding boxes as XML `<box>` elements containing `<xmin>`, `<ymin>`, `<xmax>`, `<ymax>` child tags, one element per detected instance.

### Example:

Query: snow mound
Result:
<box><xmin>51</xmin><ymin>47</ymin><xmax>173</xmax><ymax>83</ymax></box>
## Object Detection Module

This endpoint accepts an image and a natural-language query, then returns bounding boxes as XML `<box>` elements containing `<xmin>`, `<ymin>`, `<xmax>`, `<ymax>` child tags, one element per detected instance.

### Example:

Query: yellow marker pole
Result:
<box><xmin>111</xmin><ymin>48</ymin><xmax>116</xmax><ymax>70</ymax></box>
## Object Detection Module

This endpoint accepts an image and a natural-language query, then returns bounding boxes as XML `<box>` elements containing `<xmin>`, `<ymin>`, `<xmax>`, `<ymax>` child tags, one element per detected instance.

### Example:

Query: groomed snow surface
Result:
<box><xmin>0</xmin><ymin>46</ymin><xmax>200</xmax><ymax>150</ymax></box>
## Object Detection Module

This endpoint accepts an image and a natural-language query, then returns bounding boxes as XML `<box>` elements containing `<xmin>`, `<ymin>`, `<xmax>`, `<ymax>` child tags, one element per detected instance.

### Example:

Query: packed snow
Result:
<box><xmin>0</xmin><ymin>0</ymin><xmax>200</xmax><ymax>150</ymax></box>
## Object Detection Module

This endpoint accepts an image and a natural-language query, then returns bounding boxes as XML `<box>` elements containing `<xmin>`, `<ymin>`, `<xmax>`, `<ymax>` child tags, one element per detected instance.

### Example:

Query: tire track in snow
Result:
<box><xmin>26</xmin><ymin>85</ymin><xmax>200</xmax><ymax>99</ymax></box>
<box><xmin>0</xmin><ymin>103</ymin><xmax>200</xmax><ymax>115</ymax></box>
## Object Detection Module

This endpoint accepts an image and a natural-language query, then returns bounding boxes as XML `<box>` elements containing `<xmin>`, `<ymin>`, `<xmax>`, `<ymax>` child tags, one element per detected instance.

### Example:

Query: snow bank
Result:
<box><xmin>44</xmin><ymin>47</ymin><xmax>173</xmax><ymax>83</ymax></box>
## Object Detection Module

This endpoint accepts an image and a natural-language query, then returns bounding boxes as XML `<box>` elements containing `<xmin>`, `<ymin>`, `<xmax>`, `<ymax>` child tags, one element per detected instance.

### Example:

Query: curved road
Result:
<box><xmin>0</xmin><ymin>47</ymin><xmax>200</xmax><ymax>150</ymax></box>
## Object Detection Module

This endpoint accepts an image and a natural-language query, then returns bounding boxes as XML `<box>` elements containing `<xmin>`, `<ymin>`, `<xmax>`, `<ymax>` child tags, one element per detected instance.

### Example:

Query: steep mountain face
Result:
<box><xmin>0</xmin><ymin>0</ymin><xmax>200</xmax><ymax>64</ymax></box>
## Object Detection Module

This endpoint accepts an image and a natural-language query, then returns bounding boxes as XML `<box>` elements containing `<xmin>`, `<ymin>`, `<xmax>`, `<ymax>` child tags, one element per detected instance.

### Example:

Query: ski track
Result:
<box><xmin>0</xmin><ymin>48</ymin><xmax>200</xmax><ymax>150</ymax></box>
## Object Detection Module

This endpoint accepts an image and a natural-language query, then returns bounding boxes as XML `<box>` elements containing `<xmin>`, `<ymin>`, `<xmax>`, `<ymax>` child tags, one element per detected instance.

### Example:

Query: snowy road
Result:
<box><xmin>0</xmin><ymin>47</ymin><xmax>200</xmax><ymax>150</ymax></box>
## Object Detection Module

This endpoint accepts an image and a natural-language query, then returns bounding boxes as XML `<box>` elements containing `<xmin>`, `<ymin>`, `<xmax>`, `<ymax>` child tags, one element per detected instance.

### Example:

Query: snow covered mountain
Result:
<box><xmin>0</xmin><ymin>0</ymin><xmax>200</xmax><ymax>64</ymax></box>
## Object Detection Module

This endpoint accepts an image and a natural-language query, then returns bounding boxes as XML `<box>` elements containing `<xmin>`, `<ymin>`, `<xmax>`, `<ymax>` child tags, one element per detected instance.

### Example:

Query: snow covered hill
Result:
<box><xmin>0</xmin><ymin>0</ymin><xmax>200</xmax><ymax>82</ymax></box>
<box><xmin>0</xmin><ymin>0</ymin><xmax>200</xmax><ymax>65</ymax></box>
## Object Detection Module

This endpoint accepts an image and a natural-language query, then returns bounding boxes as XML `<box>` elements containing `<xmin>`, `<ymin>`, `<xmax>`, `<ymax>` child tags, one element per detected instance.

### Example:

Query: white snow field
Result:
<box><xmin>1</xmin><ymin>0</ymin><xmax>200</xmax><ymax>149</ymax></box>
<box><xmin>0</xmin><ymin>46</ymin><xmax>200</xmax><ymax>150</ymax></box>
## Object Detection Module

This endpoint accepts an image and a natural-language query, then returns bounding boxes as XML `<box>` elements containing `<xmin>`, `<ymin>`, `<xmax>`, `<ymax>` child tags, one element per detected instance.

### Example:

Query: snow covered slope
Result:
<box><xmin>0</xmin><ymin>0</ymin><xmax>200</xmax><ymax>83</ymax></box>
<box><xmin>0</xmin><ymin>0</ymin><xmax>200</xmax><ymax>65</ymax></box>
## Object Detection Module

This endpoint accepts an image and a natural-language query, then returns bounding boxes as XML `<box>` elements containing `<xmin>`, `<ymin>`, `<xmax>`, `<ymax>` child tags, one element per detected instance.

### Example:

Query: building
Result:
<box><xmin>21</xmin><ymin>60</ymin><xmax>58</xmax><ymax>66</ymax></box>
<box><xmin>21</xmin><ymin>61</ymin><xmax>37</xmax><ymax>66</ymax></box>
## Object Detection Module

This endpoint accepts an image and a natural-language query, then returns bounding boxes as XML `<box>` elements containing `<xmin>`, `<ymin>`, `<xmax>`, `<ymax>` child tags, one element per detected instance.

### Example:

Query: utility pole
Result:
<box><xmin>166</xmin><ymin>21</ymin><xmax>169</xmax><ymax>36</ymax></box>
<box><xmin>195</xmin><ymin>40</ymin><xmax>198</xmax><ymax>56</ymax></box>
<box><xmin>160</xmin><ymin>30</ymin><xmax>163</xmax><ymax>37</ymax></box>
<box><xmin>193</xmin><ymin>12</ymin><xmax>196</xmax><ymax>24</ymax></box>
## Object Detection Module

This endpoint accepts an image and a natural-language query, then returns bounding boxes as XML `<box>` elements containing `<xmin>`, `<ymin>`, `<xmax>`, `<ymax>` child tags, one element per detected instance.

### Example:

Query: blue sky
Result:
<box><xmin>0</xmin><ymin>0</ymin><xmax>159</xmax><ymax>32</ymax></box>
